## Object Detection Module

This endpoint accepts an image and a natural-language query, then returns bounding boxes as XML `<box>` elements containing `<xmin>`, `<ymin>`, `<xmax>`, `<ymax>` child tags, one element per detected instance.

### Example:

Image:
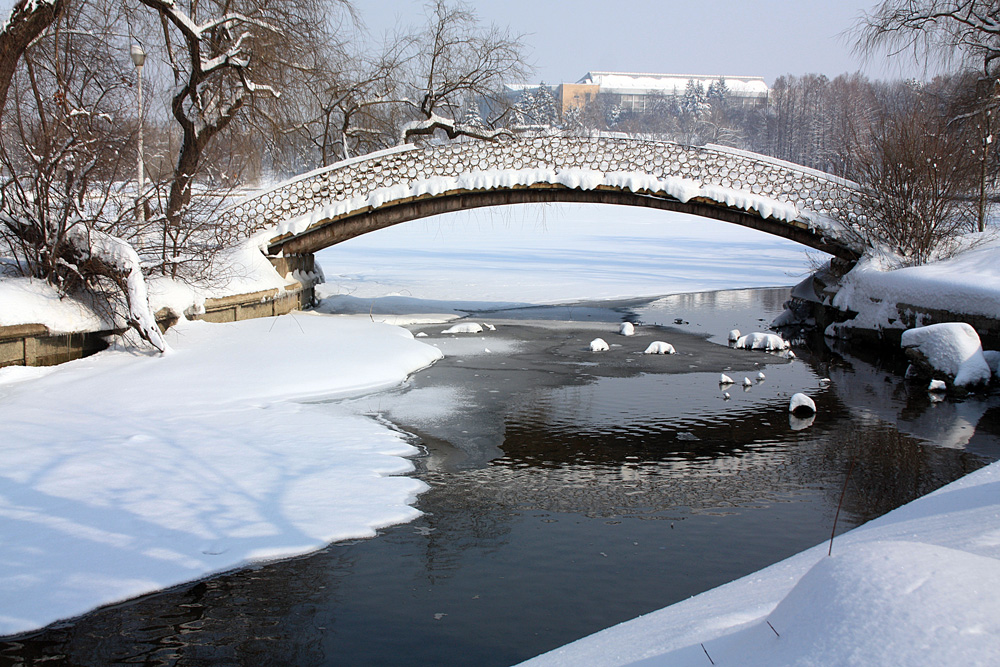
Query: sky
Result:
<box><xmin>0</xmin><ymin>0</ymin><xmax>930</xmax><ymax>85</ymax></box>
<box><xmin>348</xmin><ymin>0</ymin><xmax>930</xmax><ymax>85</ymax></box>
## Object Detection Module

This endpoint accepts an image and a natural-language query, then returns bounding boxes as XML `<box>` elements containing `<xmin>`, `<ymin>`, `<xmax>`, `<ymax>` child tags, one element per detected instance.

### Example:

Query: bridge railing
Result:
<box><xmin>219</xmin><ymin>137</ymin><xmax>866</xmax><ymax>248</ymax></box>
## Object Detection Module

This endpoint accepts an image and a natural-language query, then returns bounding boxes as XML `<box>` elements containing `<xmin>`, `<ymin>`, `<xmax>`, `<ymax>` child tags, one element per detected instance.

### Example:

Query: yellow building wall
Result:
<box><xmin>558</xmin><ymin>83</ymin><xmax>600</xmax><ymax>114</ymax></box>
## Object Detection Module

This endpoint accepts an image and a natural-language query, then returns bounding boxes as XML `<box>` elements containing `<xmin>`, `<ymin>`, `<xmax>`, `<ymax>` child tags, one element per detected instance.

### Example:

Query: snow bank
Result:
<box><xmin>900</xmin><ymin>323</ymin><xmax>991</xmax><ymax>388</ymax></box>
<box><xmin>2</xmin><ymin>238</ymin><xmax>292</xmax><ymax>335</ymax></box>
<box><xmin>0</xmin><ymin>313</ymin><xmax>442</xmax><ymax>636</ymax></box>
<box><xmin>0</xmin><ymin>278</ymin><xmax>105</xmax><ymax>332</ymax></box>
<box><xmin>519</xmin><ymin>460</ymin><xmax>1000</xmax><ymax>666</ymax></box>
<box><xmin>831</xmin><ymin>237</ymin><xmax>1000</xmax><ymax>329</ymax></box>
<box><xmin>985</xmin><ymin>350</ymin><xmax>1000</xmax><ymax>377</ymax></box>
<box><xmin>642</xmin><ymin>341</ymin><xmax>675</xmax><ymax>354</ymax></box>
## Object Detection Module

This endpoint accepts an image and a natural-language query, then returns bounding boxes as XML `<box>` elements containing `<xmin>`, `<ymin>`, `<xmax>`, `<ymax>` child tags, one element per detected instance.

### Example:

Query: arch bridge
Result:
<box><xmin>221</xmin><ymin>137</ymin><xmax>866</xmax><ymax>261</ymax></box>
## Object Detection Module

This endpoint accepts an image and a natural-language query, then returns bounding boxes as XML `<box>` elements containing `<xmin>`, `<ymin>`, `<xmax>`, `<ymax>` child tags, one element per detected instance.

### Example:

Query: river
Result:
<box><xmin>2</xmin><ymin>286</ymin><xmax>997</xmax><ymax>666</ymax></box>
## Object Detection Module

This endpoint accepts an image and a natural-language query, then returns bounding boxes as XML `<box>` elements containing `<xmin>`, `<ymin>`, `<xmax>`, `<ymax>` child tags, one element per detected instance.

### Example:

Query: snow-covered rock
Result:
<box><xmin>619</xmin><ymin>322</ymin><xmax>635</xmax><ymax>336</ymax></box>
<box><xmin>928</xmin><ymin>379</ymin><xmax>948</xmax><ymax>392</ymax></box>
<box><xmin>728</xmin><ymin>329</ymin><xmax>741</xmax><ymax>342</ymax></box>
<box><xmin>643</xmin><ymin>341</ymin><xmax>675</xmax><ymax>354</ymax></box>
<box><xmin>756</xmin><ymin>372</ymin><xmax>766</xmax><ymax>381</ymax></box>
<box><xmin>900</xmin><ymin>323</ymin><xmax>991</xmax><ymax>388</ymax></box>
<box><xmin>735</xmin><ymin>332</ymin><xmax>789</xmax><ymax>351</ymax></box>
<box><xmin>590</xmin><ymin>338</ymin><xmax>609</xmax><ymax>352</ymax></box>
<box><xmin>719</xmin><ymin>373</ymin><xmax>734</xmax><ymax>385</ymax></box>
<box><xmin>441</xmin><ymin>322</ymin><xmax>484</xmax><ymax>334</ymax></box>
<box><xmin>789</xmin><ymin>392</ymin><xmax>816</xmax><ymax>416</ymax></box>
<box><xmin>983</xmin><ymin>350</ymin><xmax>1000</xmax><ymax>378</ymax></box>
<box><xmin>742</xmin><ymin>377</ymin><xmax>753</xmax><ymax>387</ymax></box>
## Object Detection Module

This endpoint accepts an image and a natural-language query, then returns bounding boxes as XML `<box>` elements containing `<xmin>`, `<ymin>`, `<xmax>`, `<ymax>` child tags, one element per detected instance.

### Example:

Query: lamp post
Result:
<box><xmin>131</xmin><ymin>44</ymin><xmax>146</xmax><ymax>220</ymax></box>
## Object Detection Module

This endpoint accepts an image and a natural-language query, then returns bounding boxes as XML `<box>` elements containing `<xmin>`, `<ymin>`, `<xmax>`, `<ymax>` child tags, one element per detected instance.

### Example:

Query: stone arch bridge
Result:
<box><xmin>221</xmin><ymin>137</ymin><xmax>866</xmax><ymax>261</ymax></box>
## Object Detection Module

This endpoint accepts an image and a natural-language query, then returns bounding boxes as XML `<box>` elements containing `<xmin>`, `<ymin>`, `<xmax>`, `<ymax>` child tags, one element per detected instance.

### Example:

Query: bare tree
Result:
<box><xmin>855</xmin><ymin>1</ymin><xmax>1000</xmax><ymax>231</ymax></box>
<box><xmin>851</xmin><ymin>95</ymin><xmax>979</xmax><ymax>265</ymax></box>
<box><xmin>289</xmin><ymin>35</ymin><xmax>413</xmax><ymax>167</ymax></box>
<box><xmin>0</xmin><ymin>0</ymin><xmax>166</xmax><ymax>350</ymax></box>
<box><xmin>856</xmin><ymin>0</ymin><xmax>1000</xmax><ymax>68</ymax></box>
<box><xmin>126</xmin><ymin>0</ymin><xmax>342</xmax><ymax>275</ymax></box>
<box><xmin>0</xmin><ymin>0</ymin><xmax>65</xmax><ymax>117</ymax></box>
<box><xmin>399</xmin><ymin>0</ymin><xmax>529</xmax><ymax>143</ymax></box>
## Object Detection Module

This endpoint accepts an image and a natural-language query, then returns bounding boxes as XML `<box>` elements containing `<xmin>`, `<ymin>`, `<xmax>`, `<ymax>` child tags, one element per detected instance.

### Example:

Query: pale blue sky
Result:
<box><xmin>350</xmin><ymin>0</ymin><xmax>930</xmax><ymax>85</ymax></box>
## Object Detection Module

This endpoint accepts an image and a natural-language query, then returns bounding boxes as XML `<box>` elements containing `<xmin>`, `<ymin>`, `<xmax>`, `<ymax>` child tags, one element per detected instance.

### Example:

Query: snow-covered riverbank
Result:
<box><xmin>0</xmin><ymin>314</ymin><xmax>441</xmax><ymax>636</ymax></box>
<box><xmin>520</xmin><ymin>459</ymin><xmax>1000</xmax><ymax>666</ymax></box>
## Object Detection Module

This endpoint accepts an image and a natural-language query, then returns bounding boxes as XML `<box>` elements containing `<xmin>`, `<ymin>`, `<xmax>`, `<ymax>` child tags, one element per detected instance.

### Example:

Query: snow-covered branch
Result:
<box><xmin>400</xmin><ymin>112</ymin><xmax>513</xmax><ymax>143</ymax></box>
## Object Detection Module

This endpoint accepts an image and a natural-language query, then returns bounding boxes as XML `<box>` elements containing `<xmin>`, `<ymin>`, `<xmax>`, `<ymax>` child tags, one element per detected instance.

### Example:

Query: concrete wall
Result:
<box><xmin>182</xmin><ymin>282</ymin><xmax>314</xmax><ymax>325</ymax></box>
<box><xmin>0</xmin><ymin>324</ymin><xmax>113</xmax><ymax>368</ymax></box>
<box><xmin>2</xmin><ymin>281</ymin><xmax>316</xmax><ymax>368</ymax></box>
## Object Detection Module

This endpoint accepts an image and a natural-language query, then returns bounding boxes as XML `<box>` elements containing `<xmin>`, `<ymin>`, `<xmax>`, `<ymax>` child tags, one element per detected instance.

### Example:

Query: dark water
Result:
<box><xmin>2</xmin><ymin>288</ymin><xmax>998</xmax><ymax>666</ymax></box>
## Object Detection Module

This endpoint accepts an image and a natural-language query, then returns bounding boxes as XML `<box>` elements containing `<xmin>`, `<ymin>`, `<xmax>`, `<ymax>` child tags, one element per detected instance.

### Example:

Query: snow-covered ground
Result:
<box><xmin>2</xmin><ymin>201</ymin><xmax>1000</xmax><ymax>663</ymax></box>
<box><xmin>829</xmin><ymin>234</ymin><xmax>1000</xmax><ymax>332</ymax></box>
<box><xmin>0</xmin><ymin>315</ymin><xmax>440</xmax><ymax>636</ymax></box>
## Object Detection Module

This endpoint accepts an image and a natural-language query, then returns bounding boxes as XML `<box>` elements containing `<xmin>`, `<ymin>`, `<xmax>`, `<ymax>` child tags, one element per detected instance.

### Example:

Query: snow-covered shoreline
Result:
<box><xmin>520</xmin><ymin>458</ymin><xmax>1000</xmax><ymax>666</ymax></box>
<box><xmin>0</xmin><ymin>314</ymin><xmax>442</xmax><ymax>637</ymax></box>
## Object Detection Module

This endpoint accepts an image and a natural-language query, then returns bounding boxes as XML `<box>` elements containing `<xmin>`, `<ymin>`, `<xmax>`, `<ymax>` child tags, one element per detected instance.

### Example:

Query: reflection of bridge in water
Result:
<box><xmin>224</xmin><ymin>137</ymin><xmax>866</xmax><ymax>261</ymax></box>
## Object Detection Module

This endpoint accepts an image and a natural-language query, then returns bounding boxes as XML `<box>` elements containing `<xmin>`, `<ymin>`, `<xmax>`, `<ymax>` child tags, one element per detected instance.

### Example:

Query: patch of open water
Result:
<box><xmin>2</xmin><ymin>288</ymin><xmax>998</xmax><ymax>666</ymax></box>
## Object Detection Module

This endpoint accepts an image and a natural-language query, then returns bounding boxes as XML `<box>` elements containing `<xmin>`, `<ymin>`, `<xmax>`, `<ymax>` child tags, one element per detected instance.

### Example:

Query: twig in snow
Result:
<box><xmin>701</xmin><ymin>643</ymin><xmax>715</xmax><ymax>665</ymax></box>
<box><xmin>767</xmin><ymin>620</ymin><xmax>780</xmax><ymax>637</ymax></box>
<box><xmin>829</xmin><ymin>453</ymin><xmax>858</xmax><ymax>556</ymax></box>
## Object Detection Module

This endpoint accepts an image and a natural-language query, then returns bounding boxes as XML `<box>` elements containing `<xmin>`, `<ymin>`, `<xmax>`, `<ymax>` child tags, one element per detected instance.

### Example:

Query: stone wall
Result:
<box><xmin>0</xmin><ymin>324</ymin><xmax>113</xmax><ymax>368</ymax></box>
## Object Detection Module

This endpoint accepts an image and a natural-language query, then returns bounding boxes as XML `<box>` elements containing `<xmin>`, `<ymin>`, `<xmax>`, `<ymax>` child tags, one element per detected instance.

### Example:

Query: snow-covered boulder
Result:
<box><xmin>742</xmin><ymin>377</ymin><xmax>753</xmax><ymax>387</ymax></box>
<box><xmin>900</xmin><ymin>323</ymin><xmax>991</xmax><ymax>388</ymax></box>
<box><xmin>590</xmin><ymin>338</ymin><xmax>609</xmax><ymax>352</ymax></box>
<box><xmin>757</xmin><ymin>372</ymin><xmax>766</xmax><ymax>381</ymax></box>
<box><xmin>719</xmin><ymin>373</ymin><xmax>734</xmax><ymax>385</ymax></box>
<box><xmin>442</xmin><ymin>322</ymin><xmax>484</xmax><ymax>334</ymax></box>
<box><xmin>643</xmin><ymin>341</ymin><xmax>675</xmax><ymax>355</ymax></box>
<box><xmin>735</xmin><ymin>332</ymin><xmax>789</xmax><ymax>351</ymax></box>
<box><xmin>728</xmin><ymin>329</ymin><xmax>741</xmax><ymax>343</ymax></box>
<box><xmin>619</xmin><ymin>322</ymin><xmax>635</xmax><ymax>336</ymax></box>
<box><xmin>928</xmin><ymin>379</ymin><xmax>947</xmax><ymax>392</ymax></box>
<box><xmin>983</xmin><ymin>350</ymin><xmax>1000</xmax><ymax>379</ymax></box>
<box><xmin>789</xmin><ymin>393</ymin><xmax>816</xmax><ymax>416</ymax></box>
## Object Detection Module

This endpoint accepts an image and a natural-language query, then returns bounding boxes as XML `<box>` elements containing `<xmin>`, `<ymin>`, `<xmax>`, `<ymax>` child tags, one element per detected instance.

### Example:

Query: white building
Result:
<box><xmin>560</xmin><ymin>71</ymin><xmax>769</xmax><ymax>114</ymax></box>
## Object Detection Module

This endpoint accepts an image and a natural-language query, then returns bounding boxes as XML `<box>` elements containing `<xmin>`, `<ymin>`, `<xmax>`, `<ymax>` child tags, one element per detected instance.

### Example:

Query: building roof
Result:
<box><xmin>578</xmin><ymin>71</ymin><xmax>769</xmax><ymax>97</ymax></box>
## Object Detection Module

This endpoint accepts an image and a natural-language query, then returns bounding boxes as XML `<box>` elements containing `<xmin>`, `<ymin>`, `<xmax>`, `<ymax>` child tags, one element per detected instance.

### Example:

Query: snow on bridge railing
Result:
<box><xmin>218</xmin><ymin>137</ymin><xmax>866</xmax><ymax>250</ymax></box>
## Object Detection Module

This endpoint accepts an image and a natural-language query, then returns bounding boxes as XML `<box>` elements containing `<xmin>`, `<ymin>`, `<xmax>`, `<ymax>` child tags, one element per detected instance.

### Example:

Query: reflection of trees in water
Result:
<box><xmin>473</xmin><ymin>390</ymin><xmax>986</xmax><ymax>524</ymax></box>
<box><xmin>649</xmin><ymin>287</ymin><xmax>790</xmax><ymax>317</ymax></box>
<box><xmin>827</xmin><ymin>418</ymin><xmax>986</xmax><ymax>525</ymax></box>
<box><xmin>3</xmin><ymin>546</ymin><xmax>357</xmax><ymax>665</ymax></box>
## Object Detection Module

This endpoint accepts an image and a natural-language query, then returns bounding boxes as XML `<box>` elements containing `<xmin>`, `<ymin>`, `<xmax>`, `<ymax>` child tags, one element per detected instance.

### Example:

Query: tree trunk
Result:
<box><xmin>0</xmin><ymin>0</ymin><xmax>65</xmax><ymax>118</ymax></box>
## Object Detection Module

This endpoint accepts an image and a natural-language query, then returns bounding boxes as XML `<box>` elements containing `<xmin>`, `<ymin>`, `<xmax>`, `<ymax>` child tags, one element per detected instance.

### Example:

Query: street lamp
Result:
<box><xmin>131</xmin><ymin>44</ymin><xmax>146</xmax><ymax>220</ymax></box>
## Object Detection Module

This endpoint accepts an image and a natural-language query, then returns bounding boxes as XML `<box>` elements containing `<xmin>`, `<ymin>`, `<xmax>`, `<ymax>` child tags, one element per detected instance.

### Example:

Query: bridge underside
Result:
<box><xmin>267</xmin><ymin>185</ymin><xmax>858</xmax><ymax>261</ymax></box>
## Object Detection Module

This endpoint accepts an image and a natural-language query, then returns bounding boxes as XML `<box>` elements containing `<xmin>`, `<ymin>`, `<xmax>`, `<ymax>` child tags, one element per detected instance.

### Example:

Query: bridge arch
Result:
<box><xmin>221</xmin><ymin>137</ymin><xmax>865</xmax><ymax>261</ymax></box>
